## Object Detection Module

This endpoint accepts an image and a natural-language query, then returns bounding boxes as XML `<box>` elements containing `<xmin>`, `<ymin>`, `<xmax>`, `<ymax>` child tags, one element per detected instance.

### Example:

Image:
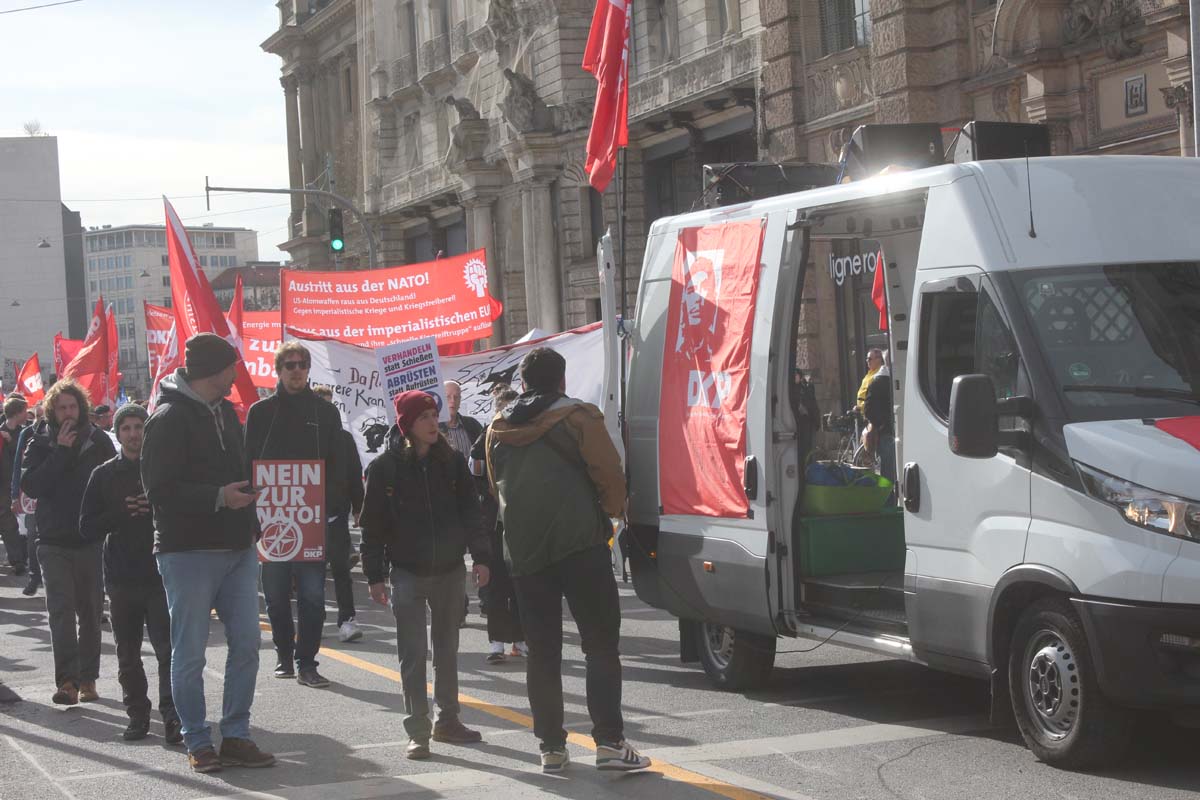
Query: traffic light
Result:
<box><xmin>328</xmin><ymin>208</ymin><xmax>345</xmax><ymax>253</ymax></box>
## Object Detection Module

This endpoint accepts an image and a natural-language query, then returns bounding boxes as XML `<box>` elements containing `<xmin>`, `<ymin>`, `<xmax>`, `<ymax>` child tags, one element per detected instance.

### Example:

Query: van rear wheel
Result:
<box><xmin>695</xmin><ymin>621</ymin><xmax>776</xmax><ymax>690</ymax></box>
<box><xmin>1008</xmin><ymin>598</ymin><xmax>1129</xmax><ymax>769</ymax></box>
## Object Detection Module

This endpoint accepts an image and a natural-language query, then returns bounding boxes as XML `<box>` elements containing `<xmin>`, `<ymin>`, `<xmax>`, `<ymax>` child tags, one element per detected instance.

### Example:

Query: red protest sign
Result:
<box><xmin>658</xmin><ymin>220</ymin><xmax>765</xmax><ymax>518</ymax></box>
<box><xmin>253</xmin><ymin>460</ymin><xmax>326</xmax><ymax>562</ymax></box>
<box><xmin>242</xmin><ymin>311</ymin><xmax>282</xmax><ymax>390</ymax></box>
<box><xmin>280</xmin><ymin>250</ymin><xmax>497</xmax><ymax>348</ymax></box>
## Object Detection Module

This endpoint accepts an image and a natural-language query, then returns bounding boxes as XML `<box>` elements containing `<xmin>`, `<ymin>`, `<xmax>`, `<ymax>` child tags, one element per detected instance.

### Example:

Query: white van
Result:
<box><xmin>619</xmin><ymin>153</ymin><xmax>1200</xmax><ymax>769</ymax></box>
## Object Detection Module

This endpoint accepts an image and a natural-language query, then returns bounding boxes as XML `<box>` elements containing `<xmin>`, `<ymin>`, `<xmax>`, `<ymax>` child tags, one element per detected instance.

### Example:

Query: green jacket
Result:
<box><xmin>486</xmin><ymin>392</ymin><xmax>625</xmax><ymax>577</ymax></box>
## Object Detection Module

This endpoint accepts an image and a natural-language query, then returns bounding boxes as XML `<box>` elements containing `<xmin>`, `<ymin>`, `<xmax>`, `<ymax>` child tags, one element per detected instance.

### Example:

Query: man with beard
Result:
<box><xmin>21</xmin><ymin>379</ymin><xmax>116</xmax><ymax>706</ymax></box>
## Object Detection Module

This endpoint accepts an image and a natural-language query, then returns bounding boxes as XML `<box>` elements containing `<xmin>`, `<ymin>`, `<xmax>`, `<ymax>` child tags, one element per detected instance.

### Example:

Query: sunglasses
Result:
<box><xmin>281</xmin><ymin>360</ymin><xmax>310</xmax><ymax>371</ymax></box>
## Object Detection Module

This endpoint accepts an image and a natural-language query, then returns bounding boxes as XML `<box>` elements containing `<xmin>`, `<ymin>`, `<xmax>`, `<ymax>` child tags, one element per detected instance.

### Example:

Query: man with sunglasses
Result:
<box><xmin>244</xmin><ymin>342</ymin><xmax>344</xmax><ymax>689</ymax></box>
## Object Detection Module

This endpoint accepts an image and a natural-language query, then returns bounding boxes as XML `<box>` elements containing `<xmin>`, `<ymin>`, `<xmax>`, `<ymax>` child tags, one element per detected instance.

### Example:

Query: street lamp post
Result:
<box><xmin>1192</xmin><ymin>0</ymin><xmax>1200</xmax><ymax>155</ymax></box>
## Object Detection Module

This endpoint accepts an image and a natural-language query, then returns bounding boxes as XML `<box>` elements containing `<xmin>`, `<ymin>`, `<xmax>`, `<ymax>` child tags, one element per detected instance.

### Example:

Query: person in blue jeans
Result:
<box><xmin>244</xmin><ymin>342</ymin><xmax>344</xmax><ymax>688</ymax></box>
<box><xmin>142</xmin><ymin>334</ymin><xmax>275</xmax><ymax>775</ymax></box>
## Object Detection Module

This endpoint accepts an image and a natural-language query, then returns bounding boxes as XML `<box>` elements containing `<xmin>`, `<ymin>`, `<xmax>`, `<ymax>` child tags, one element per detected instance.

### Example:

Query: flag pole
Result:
<box><xmin>616</xmin><ymin>145</ymin><xmax>629</xmax><ymax>442</ymax></box>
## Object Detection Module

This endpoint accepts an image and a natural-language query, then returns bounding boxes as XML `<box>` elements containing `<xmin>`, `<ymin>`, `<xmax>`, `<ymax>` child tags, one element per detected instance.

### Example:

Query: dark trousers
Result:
<box><xmin>26</xmin><ymin>518</ymin><xmax>40</xmax><ymax>582</ymax></box>
<box><xmin>513</xmin><ymin>544</ymin><xmax>624</xmax><ymax>750</ymax></box>
<box><xmin>326</xmin><ymin>514</ymin><xmax>356</xmax><ymax>626</ymax></box>
<box><xmin>0</xmin><ymin>492</ymin><xmax>25</xmax><ymax>568</ymax></box>
<box><xmin>260</xmin><ymin>560</ymin><xmax>326</xmax><ymax>670</ymax></box>
<box><xmin>389</xmin><ymin>565</ymin><xmax>465</xmax><ymax>739</ymax></box>
<box><xmin>109</xmin><ymin>583</ymin><xmax>175</xmax><ymax>722</ymax></box>
<box><xmin>486</xmin><ymin>527</ymin><xmax>523</xmax><ymax>644</ymax></box>
<box><xmin>38</xmin><ymin>543</ymin><xmax>103</xmax><ymax>688</ymax></box>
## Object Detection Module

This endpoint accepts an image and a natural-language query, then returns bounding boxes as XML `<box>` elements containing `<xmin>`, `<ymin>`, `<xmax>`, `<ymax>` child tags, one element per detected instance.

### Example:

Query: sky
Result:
<box><xmin>1</xmin><ymin>0</ymin><xmax>293</xmax><ymax>262</ymax></box>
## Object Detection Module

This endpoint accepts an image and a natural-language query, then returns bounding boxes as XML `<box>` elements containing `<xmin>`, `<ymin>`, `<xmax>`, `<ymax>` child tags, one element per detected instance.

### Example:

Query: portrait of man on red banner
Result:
<box><xmin>254</xmin><ymin>460</ymin><xmax>326</xmax><ymax>562</ymax></box>
<box><xmin>658</xmin><ymin>220</ymin><xmax>765</xmax><ymax>518</ymax></box>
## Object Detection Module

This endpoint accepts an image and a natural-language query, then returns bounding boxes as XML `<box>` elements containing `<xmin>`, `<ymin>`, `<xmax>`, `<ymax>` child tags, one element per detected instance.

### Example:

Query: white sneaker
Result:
<box><xmin>541</xmin><ymin>747</ymin><xmax>570</xmax><ymax>773</ymax></box>
<box><xmin>595</xmin><ymin>740</ymin><xmax>651</xmax><ymax>771</ymax></box>
<box><xmin>511</xmin><ymin>641</ymin><xmax>529</xmax><ymax>658</ymax></box>
<box><xmin>338</xmin><ymin>618</ymin><xmax>363</xmax><ymax>643</ymax></box>
<box><xmin>486</xmin><ymin>642</ymin><xmax>506</xmax><ymax>664</ymax></box>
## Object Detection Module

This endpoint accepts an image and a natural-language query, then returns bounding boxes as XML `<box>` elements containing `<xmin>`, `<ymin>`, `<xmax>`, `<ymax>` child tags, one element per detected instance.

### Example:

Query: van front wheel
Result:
<box><xmin>1008</xmin><ymin>598</ymin><xmax>1129</xmax><ymax>769</ymax></box>
<box><xmin>695</xmin><ymin>621</ymin><xmax>776</xmax><ymax>690</ymax></box>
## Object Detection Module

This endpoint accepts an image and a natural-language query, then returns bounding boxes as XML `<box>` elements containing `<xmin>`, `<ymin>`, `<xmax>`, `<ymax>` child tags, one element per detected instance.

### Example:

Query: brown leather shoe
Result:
<box><xmin>52</xmin><ymin>682</ymin><xmax>78</xmax><ymax>705</ymax></box>
<box><xmin>219</xmin><ymin>737</ymin><xmax>276</xmax><ymax>768</ymax></box>
<box><xmin>188</xmin><ymin>747</ymin><xmax>223</xmax><ymax>774</ymax></box>
<box><xmin>432</xmin><ymin>718</ymin><xmax>483</xmax><ymax>744</ymax></box>
<box><xmin>78</xmin><ymin>682</ymin><xmax>99</xmax><ymax>702</ymax></box>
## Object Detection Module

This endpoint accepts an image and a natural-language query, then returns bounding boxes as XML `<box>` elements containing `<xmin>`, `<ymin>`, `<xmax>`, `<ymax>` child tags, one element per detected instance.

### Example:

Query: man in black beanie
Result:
<box><xmin>142</xmin><ymin>333</ymin><xmax>274</xmax><ymax>774</ymax></box>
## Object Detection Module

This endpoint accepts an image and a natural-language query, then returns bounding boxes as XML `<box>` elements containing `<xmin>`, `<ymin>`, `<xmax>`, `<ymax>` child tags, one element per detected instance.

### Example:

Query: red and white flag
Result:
<box><xmin>582</xmin><ymin>0</ymin><xmax>630</xmax><ymax>192</ymax></box>
<box><xmin>53</xmin><ymin>333</ymin><xmax>84</xmax><ymax>377</ymax></box>
<box><xmin>158</xmin><ymin>198</ymin><xmax>258</xmax><ymax>418</ymax></box>
<box><xmin>16</xmin><ymin>353</ymin><xmax>45</xmax><ymax>404</ymax></box>
<box><xmin>105</xmin><ymin>305</ymin><xmax>121</xmax><ymax>403</ymax></box>
<box><xmin>61</xmin><ymin>299</ymin><xmax>111</xmax><ymax>407</ymax></box>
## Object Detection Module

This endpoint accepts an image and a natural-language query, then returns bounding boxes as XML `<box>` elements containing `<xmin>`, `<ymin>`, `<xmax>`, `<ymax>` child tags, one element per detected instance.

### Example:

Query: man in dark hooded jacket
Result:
<box><xmin>21</xmin><ymin>378</ymin><xmax>115</xmax><ymax>707</ymax></box>
<box><xmin>141</xmin><ymin>333</ymin><xmax>274</xmax><ymax>774</ymax></box>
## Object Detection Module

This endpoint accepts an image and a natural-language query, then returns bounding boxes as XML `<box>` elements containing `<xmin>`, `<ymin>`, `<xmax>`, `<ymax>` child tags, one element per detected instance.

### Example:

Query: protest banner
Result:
<box><xmin>144</xmin><ymin>303</ymin><xmax>175</xmax><ymax>377</ymax></box>
<box><xmin>253</xmin><ymin>460</ymin><xmax>326</xmax><ymax>562</ymax></box>
<box><xmin>375</xmin><ymin>336</ymin><xmax>444</xmax><ymax>418</ymax></box>
<box><xmin>280</xmin><ymin>250</ymin><xmax>497</xmax><ymax>349</ymax></box>
<box><xmin>242</xmin><ymin>311</ymin><xmax>282</xmax><ymax>390</ymax></box>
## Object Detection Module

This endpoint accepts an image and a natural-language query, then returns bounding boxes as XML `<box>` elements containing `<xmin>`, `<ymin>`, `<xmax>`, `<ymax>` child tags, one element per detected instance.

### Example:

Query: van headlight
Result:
<box><xmin>1076</xmin><ymin>462</ymin><xmax>1200</xmax><ymax>540</ymax></box>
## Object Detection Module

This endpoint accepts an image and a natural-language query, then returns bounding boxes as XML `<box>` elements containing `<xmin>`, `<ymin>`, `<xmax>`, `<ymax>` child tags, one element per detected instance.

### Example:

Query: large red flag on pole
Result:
<box><xmin>53</xmin><ymin>334</ymin><xmax>84</xmax><ymax>377</ymax></box>
<box><xmin>105</xmin><ymin>305</ymin><xmax>121</xmax><ymax>404</ymax></box>
<box><xmin>61</xmin><ymin>299</ymin><xmax>110</xmax><ymax>407</ymax></box>
<box><xmin>16</xmin><ymin>353</ymin><xmax>45</xmax><ymax>404</ymax></box>
<box><xmin>163</xmin><ymin>197</ymin><xmax>258</xmax><ymax>418</ymax></box>
<box><xmin>582</xmin><ymin>0</ymin><xmax>630</xmax><ymax>192</ymax></box>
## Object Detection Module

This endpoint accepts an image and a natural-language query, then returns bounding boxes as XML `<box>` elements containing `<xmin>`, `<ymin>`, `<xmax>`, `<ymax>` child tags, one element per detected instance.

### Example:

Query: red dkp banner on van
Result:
<box><xmin>658</xmin><ymin>220</ymin><xmax>765</xmax><ymax>518</ymax></box>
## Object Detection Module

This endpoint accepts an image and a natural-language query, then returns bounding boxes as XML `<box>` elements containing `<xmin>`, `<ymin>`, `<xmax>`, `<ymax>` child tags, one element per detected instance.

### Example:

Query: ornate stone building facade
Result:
<box><xmin>265</xmin><ymin>0</ymin><xmax>1193</xmax><ymax>369</ymax></box>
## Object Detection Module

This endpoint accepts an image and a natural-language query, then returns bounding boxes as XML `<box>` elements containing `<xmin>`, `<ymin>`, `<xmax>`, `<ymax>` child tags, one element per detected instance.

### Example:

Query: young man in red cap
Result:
<box><xmin>360</xmin><ymin>390</ymin><xmax>490</xmax><ymax>760</ymax></box>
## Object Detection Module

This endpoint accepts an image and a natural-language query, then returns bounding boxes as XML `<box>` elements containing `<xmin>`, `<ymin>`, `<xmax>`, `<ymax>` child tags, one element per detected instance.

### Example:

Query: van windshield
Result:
<box><xmin>1012</xmin><ymin>262</ymin><xmax>1200</xmax><ymax>423</ymax></box>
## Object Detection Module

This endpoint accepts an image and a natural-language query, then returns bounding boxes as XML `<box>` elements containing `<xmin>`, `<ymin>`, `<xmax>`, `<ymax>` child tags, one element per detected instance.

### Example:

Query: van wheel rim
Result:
<box><xmin>703</xmin><ymin>623</ymin><xmax>735</xmax><ymax>670</ymax></box>
<box><xmin>1024</xmin><ymin>630</ymin><xmax>1080</xmax><ymax>740</ymax></box>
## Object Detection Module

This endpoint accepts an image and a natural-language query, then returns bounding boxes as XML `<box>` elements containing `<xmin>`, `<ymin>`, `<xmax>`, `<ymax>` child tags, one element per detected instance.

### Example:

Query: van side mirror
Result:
<box><xmin>948</xmin><ymin>374</ymin><xmax>999</xmax><ymax>458</ymax></box>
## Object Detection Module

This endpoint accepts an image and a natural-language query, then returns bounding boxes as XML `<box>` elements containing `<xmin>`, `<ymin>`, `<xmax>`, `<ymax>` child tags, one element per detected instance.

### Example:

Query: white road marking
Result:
<box><xmin>5</xmin><ymin>734</ymin><xmax>80</xmax><ymax>800</ymax></box>
<box><xmin>643</xmin><ymin>716</ymin><xmax>988</xmax><ymax>763</ymax></box>
<box><xmin>186</xmin><ymin>769</ymin><xmax>517</xmax><ymax>800</ymax></box>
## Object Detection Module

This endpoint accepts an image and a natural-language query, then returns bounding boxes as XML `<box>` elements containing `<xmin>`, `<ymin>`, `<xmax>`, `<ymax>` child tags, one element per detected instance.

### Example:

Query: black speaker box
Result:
<box><xmin>952</xmin><ymin>121</ymin><xmax>1051</xmax><ymax>163</ymax></box>
<box><xmin>841</xmin><ymin>124</ymin><xmax>945</xmax><ymax>180</ymax></box>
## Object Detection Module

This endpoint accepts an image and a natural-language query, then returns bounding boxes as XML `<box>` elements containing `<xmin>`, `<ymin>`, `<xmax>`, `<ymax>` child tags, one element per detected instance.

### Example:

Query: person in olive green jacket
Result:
<box><xmin>486</xmin><ymin>347</ymin><xmax>650</xmax><ymax>775</ymax></box>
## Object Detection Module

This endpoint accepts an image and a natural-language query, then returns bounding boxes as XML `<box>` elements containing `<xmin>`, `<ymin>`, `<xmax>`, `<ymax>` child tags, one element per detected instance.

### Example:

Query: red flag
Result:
<box><xmin>582</xmin><ymin>0</ymin><xmax>630</xmax><ymax>192</ymax></box>
<box><xmin>105</xmin><ymin>305</ymin><xmax>121</xmax><ymax>404</ymax></box>
<box><xmin>148</xmin><ymin>319</ymin><xmax>181</xmax><ymax>412</ymax></box>
<box><xmin>871</xmin><ymin>248</ymin><xmax>888</xmax><ymax>332</ymax></box>
<box><xmin>228</xmin><ymin>273</ymin><xmax>245</xmax><ymax>338</ymax></box>
<box><xmin>62</xmin><ymin>299</ymin><xmax>110</xmax><ymax>407</ymax></box>
<box><xmin>164</xmin><ymin>197</ymin><xmax>258</xmax><ymax>418</ymax></box>
<box><xmin>53</xmin><ymin>334</ymin><xmax>84</xmax><ymax>378</ymax></box>
<box><xmin>16</xmin><ymin>354</ymin><xmax>45</xmax><ymax>404</ymax></box>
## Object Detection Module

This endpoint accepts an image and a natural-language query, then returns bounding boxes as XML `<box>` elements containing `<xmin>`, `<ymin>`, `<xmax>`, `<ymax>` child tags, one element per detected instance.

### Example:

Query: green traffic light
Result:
<box><xmin>331</xmin><ymin>238</ymin><xmax>345</xmax><ymax>252</ymax></box>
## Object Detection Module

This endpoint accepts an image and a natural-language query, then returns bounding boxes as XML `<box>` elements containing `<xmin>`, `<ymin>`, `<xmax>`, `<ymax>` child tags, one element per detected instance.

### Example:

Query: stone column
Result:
<box><xmin>297</xmin><ymin>63</ymin><xmax>322</xmax><ymax>235</ymax></box>
<box><xmin>465</xmin><ymin>195</ymin><xmax>504</xmax><ymax>345</ymax></box>
<box><xmin>281</xmin><ymin>75</ymin><xmax>304</xmax><ymax>235</ymax></box>
<box><xmin>520</xmin><ymin>180</ymin><xmax>560</xmax><ymax>332</ymax></box>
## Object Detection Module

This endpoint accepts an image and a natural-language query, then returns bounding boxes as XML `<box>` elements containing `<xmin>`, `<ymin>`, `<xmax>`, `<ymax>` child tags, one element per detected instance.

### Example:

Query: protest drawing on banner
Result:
<box><xmin>376</xmin><ymin>336</ymin><xmax>444</xmax><ymax>417</ymax></box>
<box><xmin>254</xmin><ymin>460</ymin><xmax>326</xmax><ymax>562</ymax></box>
<box><xmin>440</xmin><ymin>323</ymin><xmax>605</xmax><ymax>421</ymax></box>
<box><xmin>280</xmin><ymin>250</ymin><xmax>498</xmax><ymax>349</ymax></box>
<box><xmin>295</xmin><ymin>335</ymin><xmax>392</xmax><ymax>470</ymax></box>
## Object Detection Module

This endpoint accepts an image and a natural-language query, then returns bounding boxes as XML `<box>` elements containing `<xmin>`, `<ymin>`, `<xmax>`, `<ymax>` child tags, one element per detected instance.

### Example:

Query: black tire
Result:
<box><xmin>1008</xmin><ymin>598</ymin><xmax>1130</xmax><ymax>769</ymax></box>
<box><xmin>694</xmin><ymin>621</ymin><xmax>776</xmax><ymax>690</ymax></box>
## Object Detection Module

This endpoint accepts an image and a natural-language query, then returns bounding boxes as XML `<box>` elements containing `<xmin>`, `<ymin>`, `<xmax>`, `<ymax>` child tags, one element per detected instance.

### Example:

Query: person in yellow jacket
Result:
<box><xmin>856</xmin><ymin>348</ymin><xmax>884</xmax><ymax>413</ymax></box>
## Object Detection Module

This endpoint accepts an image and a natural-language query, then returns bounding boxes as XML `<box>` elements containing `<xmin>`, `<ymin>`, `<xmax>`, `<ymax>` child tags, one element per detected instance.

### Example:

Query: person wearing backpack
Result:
<box><xmin>360</xmin><ymin>390</ymin><xmax>490</xmax><ymax>760</ymax></box>
<box><xmin>486</xmin><ymin>348</ymin><xmax>651</xmax><ymax>774</ymax></box>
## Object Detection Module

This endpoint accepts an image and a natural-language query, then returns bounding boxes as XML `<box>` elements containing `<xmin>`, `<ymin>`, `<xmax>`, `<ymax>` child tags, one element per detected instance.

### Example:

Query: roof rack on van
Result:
<box><xmin>700</xmin><ymin>162</ymin><xmax>840</xmax><ymax>208</ymax></box>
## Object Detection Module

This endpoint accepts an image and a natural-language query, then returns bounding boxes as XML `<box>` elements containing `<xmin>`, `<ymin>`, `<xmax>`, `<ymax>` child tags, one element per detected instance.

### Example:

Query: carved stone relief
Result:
<box><xmin>1062</xmin><ymin>0</ymin><xmax>1144</xmax><ymax>60</ymax></box>
<box><xmin>807</xmin><ymin>56</ymin><xmax>873</xmax><ymax>121</ymax></box>
<box><xmin>499</xmin><ymin>68</ymin><xmax>554</xmax><ymax>133</ymax></box>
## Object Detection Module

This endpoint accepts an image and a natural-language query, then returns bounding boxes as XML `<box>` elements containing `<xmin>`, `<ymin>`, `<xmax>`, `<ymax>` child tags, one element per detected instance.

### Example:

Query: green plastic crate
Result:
<box><xmin>795</xmin><ymin>509</ymin><xmax>906</xmax><ymax>577</ymax></box>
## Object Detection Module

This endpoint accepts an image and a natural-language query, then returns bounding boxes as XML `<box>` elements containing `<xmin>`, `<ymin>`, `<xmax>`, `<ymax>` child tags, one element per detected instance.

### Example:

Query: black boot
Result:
<box><xmin>123</xmin><ymin>717</ymin><xmax>151</xmax><ymax>741</ymax></box>
<box><xmin>21</xmin><ymin>577</ymin><xmax>39</xmax><ymax>597</ymax></box>
<box><xmin>163</xmin><ymin>714</ymin><xmax>183</xmax><ymax>746</ymax></box>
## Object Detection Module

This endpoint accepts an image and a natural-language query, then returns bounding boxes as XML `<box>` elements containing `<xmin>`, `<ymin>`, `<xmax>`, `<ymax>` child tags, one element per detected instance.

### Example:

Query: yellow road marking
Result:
<box><xmin>259</xmin><ymin>622</ymin><xmax>776</xmax><ymax>800</ymax></box>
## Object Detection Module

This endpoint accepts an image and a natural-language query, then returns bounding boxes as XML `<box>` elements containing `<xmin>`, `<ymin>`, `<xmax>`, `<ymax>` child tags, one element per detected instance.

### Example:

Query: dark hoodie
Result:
<box><xmin>485</xmin><ymin>391</ymin><xmax>625</xmax><ymax>577</ymax></box>
<box><xmin>21</xmin><ymin>418</ymin><xmax>116</xmax><ymax>548</ymax></box>
<box><xmin>244</xmin><ymin>384</ymin><xmax>345</xmax><ymax>515</ymax></box>
<box><xmin>79</xmin><ymin>452</ymin><xmax>160</xmax><ymax>590</ymax></box>
<box><xmin>141</xmin><ymin>370</ymin><xmax>258</xmax><ymax>553</ymax></box>
<box><xmin>359</xmin><ymin>428</ymin><xmax>488</xmax><ymax>585</ymax></box>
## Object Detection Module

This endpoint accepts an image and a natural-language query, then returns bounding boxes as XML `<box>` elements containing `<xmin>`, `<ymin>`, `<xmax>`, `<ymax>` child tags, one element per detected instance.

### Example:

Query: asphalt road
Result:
<box><xmin>1</xmin><ymin>551</ymin><xmax>1196</xmax><ymax>800</ymax></box>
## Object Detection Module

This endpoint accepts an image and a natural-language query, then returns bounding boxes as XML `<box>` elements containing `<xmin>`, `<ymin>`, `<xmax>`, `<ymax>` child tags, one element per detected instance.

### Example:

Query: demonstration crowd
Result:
<box><xmin>0</xmin><ymin>333</ymin><xmax>650</xmax><ymax>776</ymax></box>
